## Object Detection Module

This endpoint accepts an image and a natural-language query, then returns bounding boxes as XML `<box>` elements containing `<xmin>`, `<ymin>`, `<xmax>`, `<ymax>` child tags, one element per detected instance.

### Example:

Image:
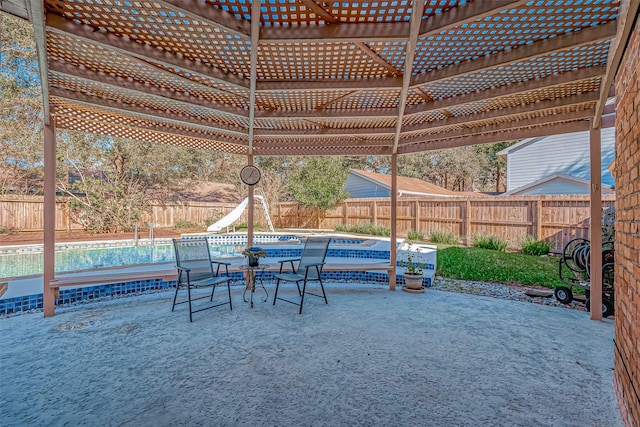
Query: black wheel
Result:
<box><xmin>585</xmin><ymin>298</ymin><xmax>615</xmax><ymax>317</ymax></box>
<box><xmin>554</xmin><ymin>286</ymin><xmax>574</xmax><ymax>304</ymax></box>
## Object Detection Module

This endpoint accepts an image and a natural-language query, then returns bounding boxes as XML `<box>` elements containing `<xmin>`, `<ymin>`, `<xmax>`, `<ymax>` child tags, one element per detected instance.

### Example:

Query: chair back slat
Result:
<box><xmin>173</xmin><ymin>238</ymin><xmax>214</xmax><ymax>282</ymax></box>
<box><xmin>299</xmin><ymin>237</ymin><xmax>331</xmax><ymax>279</ymax></box>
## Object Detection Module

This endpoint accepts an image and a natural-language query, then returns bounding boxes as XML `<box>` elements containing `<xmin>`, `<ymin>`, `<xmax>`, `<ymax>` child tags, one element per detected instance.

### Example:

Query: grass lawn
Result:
<box><xmin>436</xmin><ymin>246</ymin><xmax>565</xmax><ymax>289</ymax></box>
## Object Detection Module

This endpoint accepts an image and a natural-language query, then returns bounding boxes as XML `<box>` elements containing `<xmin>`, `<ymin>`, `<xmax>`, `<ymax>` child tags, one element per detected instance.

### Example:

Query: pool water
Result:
<box><xmin>0</xmin><ymin>243</ymin><xmax>240</xmax><ymax>278</ymax></box>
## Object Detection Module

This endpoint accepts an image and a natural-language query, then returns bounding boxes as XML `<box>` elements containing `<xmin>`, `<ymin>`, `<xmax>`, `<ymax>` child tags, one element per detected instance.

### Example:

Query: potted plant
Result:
<box><xmin>400</xmin><ymin>253</ymin><xmax>425</xmax><ymax>291</ymax></box>
<box><xmin>242</xmin><ymin>246</ymin><xmax>267</xmax><ymax>267</ymax></box>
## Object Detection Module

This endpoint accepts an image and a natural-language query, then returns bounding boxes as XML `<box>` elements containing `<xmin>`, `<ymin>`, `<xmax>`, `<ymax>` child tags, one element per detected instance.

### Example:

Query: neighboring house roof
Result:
<box><xmin>502</xmin><ymin>173</ymin><xmax>614</xmax><ymax>196</ymax></box>
<box><xmin>349</xmin><ymin>170</ymin><xmax>479</xmax><ymax>197</ymax></box>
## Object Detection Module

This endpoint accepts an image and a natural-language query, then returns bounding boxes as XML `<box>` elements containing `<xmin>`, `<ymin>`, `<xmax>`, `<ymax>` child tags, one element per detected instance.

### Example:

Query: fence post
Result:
<box><xmin>372</xmin><ymin>200</ymin><xmax>377</xmax><ymax>225</ymax></box>
<box><xmin>344</xmin><ymin>201</ymin><xmax>348</xmax><ymax>225</ymax></box>
<box><xmin>465</xmin><ymin>200</ymin><xmax>472</xmax><ymax>245</ymax></box>
<box><xmin>536</xmin><ymin>200</ymin><xmax>543</xmax><ymax>240</ymax></box>
<box><xmin>414</xmin><ymin>200</ymin><xmax>420</xmax><ymax>232</ymax></box>
<box><xmin>66</xmin><ymin>199</ymin><xmax>71</xmax><ymax>231</ymax></box>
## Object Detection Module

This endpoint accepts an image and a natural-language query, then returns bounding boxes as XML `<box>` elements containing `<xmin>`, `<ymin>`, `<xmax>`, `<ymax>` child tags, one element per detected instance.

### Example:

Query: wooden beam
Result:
<box><xmin>248</xmin><ymin>0</ymin><xmax>261</xmax><ymax>155</ymax></box>
<box><xmin>254</xmin><ymin>145</ymin><xmax>392</xmax><ymax>156</ymax></box>
<box><xmin>255</xmin><ymin>66</ymin><xmax>605</xmax><ymax>120</ymax></box>
<box><xmin>247</xmin><ymin>155</ymin><xmax>254</xmax><ymax>248</ymax></box>
<box><xmin>406</xmin><ymin>65</ymin><xmax>606</xmax><ymax>116</ymax></box>
<box><xmin>411</xmin><ymin>20</ymin><xmax>618</xmax><ymax>87</ymax></box>
<box><xmin>255</xmin><ymin>107</ymin><xmax>399</xmax><ymax>119</ymax></box>
<box><xmin>54</xmin><ymin>115</ymin><xmax>249</xmax><ymax>153</ymax></box>
<box><xmin>50</xmin><ymin>87</ymin><xmax>249</xmax><ymax>136</ymax></box>
<box><xmin>45</xmin><ymin>14</ymin><xmax>250</xmax><ymax>90</ymax></box>
<box><xmin>52</xmin><ymin>107</ymin><xmax>248</xmax><ymax>145</ymax></box>
<box><xmin>260</xmin><ymin>21</ymin><xmax>409</xmax><ymax>43</ymax></box>
<box><xmin>354</xmin><ymin>42</ymin><xmax>402</xmax><ymax>76</ymax></box>
<box><xmin>298</xmin><ymin>0</ymin><xmax>339</xmax><ymax>24</ymax></box>
<box><xmin>52</xmin><ymin>109</ymin><xmax>248</xmax><ymax>148</ymax></box>
<box><xmin>49</xmin><ymin>61</ymin><xmax>249</xmax><ymax>118</ymax></box>
<box><xmin>254</xmin><ymin>137</ymin><xmax>392</xmax><ymax>149</ymax></box>
<box><xmin>390</xmin><ymin>153</ymin><xmax>398</xmax><ymax>291</ymax></box>
<box><xmin>272</xmin><ymin>92</ymin><xmax>588</xmax><ymax>137</ymax></box>
<box><xmin>316</xmin><ymin>90</ymin><xmax>364</xmax><ymax>110</ymax></box>
<box><xmin>399</xmin><ymin>120</ymin><xmax>591</xmax><ymax>153</ymax></box>
<box><xmin>26</xmin><ymin>0</ymin><xmax>50</xmax><ymax>124</ymax></box>
<box><xmin>402</xmin><ymin>91</ymin><xmax>600</xmax><ymax>133</ymax></box>
<box><xmin>401</xmin><ymin>109</ymin><xmax>595</xmax><ymax>145</ymax></box>
<box><xmin>43</xmin><ymin>119</ymin><xmax>56</xmax><ymax>317</ymax></box>
<box><xmin>155</xmin><ymin>0</ymin><xmax>251</xmax><ymax>38</ymax></box>
<box><xmin>257</xmin><ymin>1</ymin><xmax>527</xmax><ymax>43</ymax></box>
<box><xmin>419</xmin><ymin>0</ymin><xmax>529</xmax><ymax>36</ymax></box>
<box><xmin>593</xmin><ymin>0</ymin><xmax>640</xmax><ymax>128</ymax></box>
<box><xmin>257</xmin><ymin>77</ymin><xmax>403</xmax><ymax>91</ymax></box>
<box><xmin>589</xmin><ymin>124</ymin><xmax>603</xmax><ymax>319</ymax></box>
<box><xmin>254</xmin><ymin>125</ymin><xmax>396</xmax><ymax>136</ymax></box>
<box><xmin>393</xmin><ymin>0</ymin><xmax>424</xmax><ymax>154</ymax></box>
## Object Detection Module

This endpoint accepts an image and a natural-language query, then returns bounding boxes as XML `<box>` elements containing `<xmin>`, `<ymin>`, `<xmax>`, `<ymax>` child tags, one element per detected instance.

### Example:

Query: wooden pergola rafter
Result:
<box><xmin>0</xmin><ymin>0</ymin><xmax>629</xmax><ymax>318</ymax></box>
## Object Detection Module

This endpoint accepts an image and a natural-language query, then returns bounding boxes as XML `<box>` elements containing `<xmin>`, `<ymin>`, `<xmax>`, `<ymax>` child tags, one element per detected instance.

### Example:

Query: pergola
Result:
<box><xmin>2</xmin><ymin>0</ymin><xmax>637</xmax><ymax>318</ymax></box>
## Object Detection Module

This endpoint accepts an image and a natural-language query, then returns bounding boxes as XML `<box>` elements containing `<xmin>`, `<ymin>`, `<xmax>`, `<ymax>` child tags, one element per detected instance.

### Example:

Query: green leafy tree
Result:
<box><xmin>0</xmin><ymin>14</ymin><xmax>43</xmax><ymax>194</ymax></box>
<box><xmin>66</xmin><ymin>172</ymin><xmax>149</xmax><ymax>233</ymax></box>
<box><xmin>289</xmin><ymin>156</ymin><xmax>349</xmax><ymax>209</ymax></box>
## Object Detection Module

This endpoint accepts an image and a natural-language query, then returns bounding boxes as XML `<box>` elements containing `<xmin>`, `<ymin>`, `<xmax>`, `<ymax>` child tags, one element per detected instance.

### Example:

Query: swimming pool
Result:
<box><xmin>0</xmin><ymin>243</ymin><xmax>246</xmax><ymax>279</ymax></box>
<box><xmin>0</xmin><ymin>234</ymin><xmax>352</xmax><ymax>279</ymax></box>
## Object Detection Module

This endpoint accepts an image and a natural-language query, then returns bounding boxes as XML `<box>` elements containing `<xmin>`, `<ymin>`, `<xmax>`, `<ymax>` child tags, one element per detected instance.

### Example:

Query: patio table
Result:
<box><xmin>239</xmin><ymin>264</ymin><xmax>270</xmax><ymax>308</ymax></box>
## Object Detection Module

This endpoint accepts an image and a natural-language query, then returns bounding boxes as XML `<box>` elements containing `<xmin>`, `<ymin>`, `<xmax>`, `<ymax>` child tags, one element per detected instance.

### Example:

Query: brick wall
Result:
<box><xmin>614</xmin><ymin>14</ymin><xmax>640</xmax><ymax>427</ymax></box>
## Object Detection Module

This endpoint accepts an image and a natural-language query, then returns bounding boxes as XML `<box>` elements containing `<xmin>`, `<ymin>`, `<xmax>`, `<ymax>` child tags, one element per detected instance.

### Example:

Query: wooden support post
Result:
<box><xmin>414</xmin><ymin>200</ymin><xmax>420</xmax><ymax>232</ymax></box>
<box><xmin>389</xmin><ymin>154</ymin><xmax>398</xmax><ymax>290</ymax></box>
<box><xmin>43</xmin><ymin>121</ymin><xmax>56</xmax><ymax>317</ymax></box>
<box><xmin>589</xmin><ymin>124</ymin><xmax>603</xmax><ymax>320</ymax></box>
<box><xmin>247</xmin><ymin>155</ymin><xmax>254</xmax><ymax>248</ymax></box>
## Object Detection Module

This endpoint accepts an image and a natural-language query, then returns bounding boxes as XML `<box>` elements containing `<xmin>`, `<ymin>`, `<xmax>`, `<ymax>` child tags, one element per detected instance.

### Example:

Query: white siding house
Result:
<box><xmin>497</xmin><ymin>128</ymin><xmax>615</xmax><ymax>195</ymax></box>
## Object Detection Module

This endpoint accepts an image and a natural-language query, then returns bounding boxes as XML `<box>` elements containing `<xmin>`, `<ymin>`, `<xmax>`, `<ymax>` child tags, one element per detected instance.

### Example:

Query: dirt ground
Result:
<box><xmin>0</xmin><ymin>228</ymin><xmax>195</xmax><ymax>246</ymax></box>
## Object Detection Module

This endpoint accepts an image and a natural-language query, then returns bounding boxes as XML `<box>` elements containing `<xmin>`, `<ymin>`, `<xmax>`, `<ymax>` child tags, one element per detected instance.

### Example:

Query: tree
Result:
<box><xmin>473</xmin><ymin>141</ymin><xmax>514</xmax><ymax>192</ymax></box>
<box><xmin>289</xmin><ymin>156</ymin><xmax>349</xmax><ymax>209</ymax></box>
<box><xmin>0</xmin><ymin>14</ymin><xmax>43</xmax><ymax>195</ymax></box>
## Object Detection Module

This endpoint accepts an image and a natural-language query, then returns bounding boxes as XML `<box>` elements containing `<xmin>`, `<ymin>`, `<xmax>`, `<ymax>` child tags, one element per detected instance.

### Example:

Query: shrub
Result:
<box><xmin>0</xmin><ymin>226</ymin><xmax>18</xmax><ymax>235</ymax></box>
<box><xmin>334</xmin><ymin>222</ymin><xmax>390</xmax><ymax>237</ymax></box>
<box><xmin>407</xmin><ymin>229</ymin><xmax>424</xmax><ymax>242</ymax></box>
<box><xmin>174</xmin><ymin>220</ymin><xmax>200</xmax><ymax>230</ymax></box>
<box><xmin>472</xmin><ymin>233</ymin><xmax>507</xmax><ymax>252</ymax></box>
<box><xmin>428</xmin><ymin>230</ymin><xmax>458</xmax><ymax>244</ymax></box>
<box><xmin>520</xmin><ymin>235</ymin><xmax>551</xmax><ymax>256</ymax></box>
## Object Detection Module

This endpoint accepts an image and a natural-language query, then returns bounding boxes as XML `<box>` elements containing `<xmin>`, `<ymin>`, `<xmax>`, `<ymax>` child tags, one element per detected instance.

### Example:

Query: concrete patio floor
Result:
<box><xmin>0</xmin><ymin>283</ymin><xmax>621</xmax><ymax>426</ymax></box>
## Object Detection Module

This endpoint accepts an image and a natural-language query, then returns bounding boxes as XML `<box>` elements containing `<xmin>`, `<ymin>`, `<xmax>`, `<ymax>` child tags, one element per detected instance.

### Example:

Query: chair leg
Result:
<box><xmin>319</xmin><ymin>278</ymin><xmax>328</xmax><ymax>305</ymax></box>
<box><xmin>187</xmin><ymin>285</ymin><xmax>193</xmax><ymax>323</ymax></box>
<box><xmin>210</xmin><ymin>283</ymin><xmax>216</xmax><ymax>301</ymax></box>
<box><xmin>172</xmin><ymin>283</ymin><xmax>180</xmax><ymax>312</ymax></box>
<box><xmin>273</xmin><ymin>279</ymin><xmax>281</xmax><ymax>305</ymax></box>
<box><xmin>299</xmin><ymin>280</ymin><xmax>307</xmax><ymax>314</ymax></box>
<box><xmin>226</xmin><ymin>280</ymin><xmax>233</xmax><ymax>310</ymax></box>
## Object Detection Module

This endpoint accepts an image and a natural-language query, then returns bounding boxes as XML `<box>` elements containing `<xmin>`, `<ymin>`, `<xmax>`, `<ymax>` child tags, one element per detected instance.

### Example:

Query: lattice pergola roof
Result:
<box><xmin>2</xmin><ymin>0</ymin><xmax>624</xmax><ymax>156</ymax></box>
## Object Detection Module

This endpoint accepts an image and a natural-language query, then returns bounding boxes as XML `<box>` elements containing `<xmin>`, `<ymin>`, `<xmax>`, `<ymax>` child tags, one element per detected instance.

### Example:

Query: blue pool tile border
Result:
<box><xmin>0</xmin><ymin>269</ymin><xmax>432</xmax><ymax>316</ymax></box>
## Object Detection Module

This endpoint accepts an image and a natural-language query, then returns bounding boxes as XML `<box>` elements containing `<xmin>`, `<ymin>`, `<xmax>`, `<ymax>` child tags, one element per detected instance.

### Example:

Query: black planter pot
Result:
<box><xmin>248</xmin><ymin>255</ymin><xmax>260</xmax><ymax>267</ymax></box>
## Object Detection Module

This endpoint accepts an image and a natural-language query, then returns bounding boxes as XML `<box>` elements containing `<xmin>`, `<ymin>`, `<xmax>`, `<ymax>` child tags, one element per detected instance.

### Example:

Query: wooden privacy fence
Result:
<box><xmin>0</xmin><ymin>195</ymin><xmax>267</xmax><ymax>232</ymax></box>
<box><xmin>273</xmin><ymin>195</ymin><xmax>616</xmax><ymax>252</ymax></box>
<box><xmin>1</xmin><ymin>195</ymin><xmax>614</xmax><ymax>252</ymax></box>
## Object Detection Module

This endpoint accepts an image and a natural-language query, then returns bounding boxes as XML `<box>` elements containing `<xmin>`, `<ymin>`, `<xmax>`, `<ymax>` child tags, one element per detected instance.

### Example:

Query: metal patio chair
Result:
<box><xmin>172</xmin><ymin>237</ymin><xmax>232</xmax><ymax>322</ymax></box>
<box><xmin>273</xmin><ymin>236</ymin><xmax>331</xmax><ymax>314</ymax></box>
